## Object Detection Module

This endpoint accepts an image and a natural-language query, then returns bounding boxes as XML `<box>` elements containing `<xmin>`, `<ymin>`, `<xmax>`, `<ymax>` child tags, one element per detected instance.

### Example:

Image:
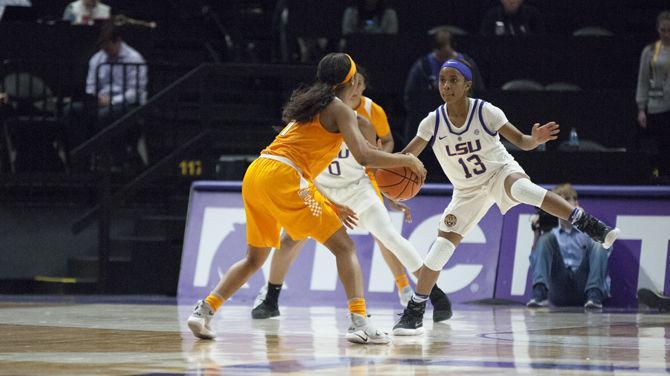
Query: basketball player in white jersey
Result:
<box><xmin>393</xmin><ymin>59</ymin><xmax>621</xmax><ymax>335</ymax></box>
<box><xmin>251</xmin><ymin>71</ymin><xmax>453</xmax><ymax>323</ymax></box>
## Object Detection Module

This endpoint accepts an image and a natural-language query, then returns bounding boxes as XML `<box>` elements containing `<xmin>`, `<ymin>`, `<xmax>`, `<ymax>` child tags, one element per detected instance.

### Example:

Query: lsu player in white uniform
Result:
<box><xmin>252</xmin><ymin>70</ymin><xmax>453</xmax><ymax>323</ymax></box>
<box><xmin>393</xmin><ymin>59</ymin><xmax>621</xmax><ymax>335</ymax></box>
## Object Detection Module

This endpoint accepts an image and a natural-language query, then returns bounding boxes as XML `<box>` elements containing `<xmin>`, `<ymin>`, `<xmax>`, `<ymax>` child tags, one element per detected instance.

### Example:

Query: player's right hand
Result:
<box><xmin>388</xmin><ymin>199</ymin><xmax>412</xmax><ymax>223</ymax></box>
<box><xmin>326</xmin><ymin>201</ymin><xmax>358</xmax><ymax>229</ymax></box>
<box><xmin>405</xmin><ymin>153</ymin><xmax>426</xmax><ymax>187</ymax></box>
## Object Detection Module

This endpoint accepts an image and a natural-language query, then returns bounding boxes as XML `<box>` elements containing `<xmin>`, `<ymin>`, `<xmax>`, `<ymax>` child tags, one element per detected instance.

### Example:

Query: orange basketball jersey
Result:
<box><xmin>355</xmin><ymin>96</ymin><xmax>391</xmax><ymax>138</ymax></box>
<box><xmin>262</xmin><ymin>114</ymin><xmax>343</xmax><ymax>180</ymax></box>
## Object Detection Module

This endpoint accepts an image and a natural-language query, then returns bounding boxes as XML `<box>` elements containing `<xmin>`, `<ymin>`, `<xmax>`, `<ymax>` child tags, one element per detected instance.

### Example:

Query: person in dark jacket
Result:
<box><xmin>480</xmin><ymin>0</ymin><xmax>545</xmax><ymax>36</ymax></box>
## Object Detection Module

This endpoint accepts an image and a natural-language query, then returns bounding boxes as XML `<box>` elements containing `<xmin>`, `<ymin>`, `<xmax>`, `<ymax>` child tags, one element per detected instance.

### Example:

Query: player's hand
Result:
<box><xmin>0</xmin><ymin>92</ymin><xmax>7</xmax><ymax>104</ymax></box>
<box><xmin>327</xmin><ymin>201</ymin><xmax>358</xmax><ymax>229</ymax></box>
<box><xmin>405</xmin><ymin>153</ymin><xmax>426</xmax><ymax>187</ymax></box>
<box><xmin>531</xmin><ymin>122</ymin><xmax>559</xmax><ymax>145</ymax></box>
<box><xmin>638</xmin><ymin>110</ymin><xmax>647</xmax><ymax>129</ymax></box>
<box><xmin>388</xmin><ymin>199</ymin><xmax>412</xmax><ymax>223</ymax></box>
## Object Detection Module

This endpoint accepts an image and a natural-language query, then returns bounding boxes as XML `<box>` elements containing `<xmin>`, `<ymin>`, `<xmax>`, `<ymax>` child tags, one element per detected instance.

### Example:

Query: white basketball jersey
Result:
<box><xmin>315</xmin><ymin>143</ymin><xmax>367</xmax><ymax>188</ymax></box>
<box><xmin>315</xmin><ymin>110</ymin><xmax>372</xmax><ymax>188</ymax></box>
<box><xmin>416</xmin><ymin>98</ymin><xmax>516</xmax><ymax>189</ymax></box>
<box><xmin>317</xmin><ymin>98</ymin><xmax>389</xmax><ymax>188</ymax></box>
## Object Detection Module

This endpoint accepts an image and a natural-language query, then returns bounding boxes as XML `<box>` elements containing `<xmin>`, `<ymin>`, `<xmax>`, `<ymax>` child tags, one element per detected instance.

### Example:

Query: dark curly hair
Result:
<box><xmin>281</xmin><ymin>53</ymin><xmax>353</xmax><ymax>123</ymax></box>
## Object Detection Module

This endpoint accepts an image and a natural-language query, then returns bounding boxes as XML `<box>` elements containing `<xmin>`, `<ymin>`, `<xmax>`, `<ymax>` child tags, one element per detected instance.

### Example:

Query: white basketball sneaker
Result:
<box><xmin>346</xmin><ymin>313</ymin><xmax>391</xmax><ymax>345</ymax></box>
<box><xmin>398</xmin><ymin>285</ymin><xmax>414</xmax><ymax>307</ymax></box>
<box><xmin>253</xmin><ymin>284</ymin><xmax>268</xmax><ymax>309</ymax></box>
<box><xmin>187</xmin><ymin>300</ymin><xmax>216</xmax><ymax>339</ymax></box>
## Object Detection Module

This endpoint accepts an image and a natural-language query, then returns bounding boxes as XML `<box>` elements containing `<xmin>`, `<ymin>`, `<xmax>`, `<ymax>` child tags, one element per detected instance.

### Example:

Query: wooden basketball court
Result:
<box><xmin>0</xmin><ymin>297</ymin><xmax>668</xmax><ymax>375</ymax></box>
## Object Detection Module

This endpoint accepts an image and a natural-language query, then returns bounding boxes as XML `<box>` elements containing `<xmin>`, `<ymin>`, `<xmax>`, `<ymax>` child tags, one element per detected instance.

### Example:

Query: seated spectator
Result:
<box><xmin>480</xmin><ymin>0</ymin><xmax>544</xmax><ymax>36</ymax></box>
<box><xmin>86</xmin><ymin>23</ymin><xmax>146</xmax><ymax>115</ymax></box>
<box><xmin>527</xmin><ymin>184</ymin><xmax>611</xmax><ymax>309</ymax></box>
<box><xmin>636</xmin><ymin>10</ymin><xmax>670</xmax><ymax>179</ymax></box>
<box><xmin>63</xmin><ymin>0</ymin><xmax>110</xmax><ymax>25</ymax></box>
<box><xmin>341</xmin><ymin>0</ymin><xmax>398</xmax><ymax>35</ymax></box>
<box><xmin>64</xmin><ymin>23</ymin><xmax>146</xmax><ymax>158</ymax></box>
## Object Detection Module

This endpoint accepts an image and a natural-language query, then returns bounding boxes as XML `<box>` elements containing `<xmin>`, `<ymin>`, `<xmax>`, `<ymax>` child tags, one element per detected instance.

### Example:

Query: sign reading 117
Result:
<box><xmin>179</xmin><ymin>160</ymin><xmax>202</xmax><ymax>176</ymax></box>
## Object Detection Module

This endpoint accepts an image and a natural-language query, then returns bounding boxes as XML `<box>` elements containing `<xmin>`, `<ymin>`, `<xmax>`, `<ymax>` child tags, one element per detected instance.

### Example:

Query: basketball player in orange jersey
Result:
<box><xmin>187</xmin><ymin>53</ymin><xmax>426</xmax><ymax>344</ymax></box>
<box><xmin>251</xmin><ymin>69</ymin><xmax>452</xmax><ymax>322</ymax></box>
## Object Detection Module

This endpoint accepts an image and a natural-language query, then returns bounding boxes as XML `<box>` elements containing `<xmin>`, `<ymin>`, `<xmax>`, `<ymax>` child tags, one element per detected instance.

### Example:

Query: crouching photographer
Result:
<box><xmin>527</xmin><ymin>183</ymin><xmax>612</xmax><ymax>310</ymax></box>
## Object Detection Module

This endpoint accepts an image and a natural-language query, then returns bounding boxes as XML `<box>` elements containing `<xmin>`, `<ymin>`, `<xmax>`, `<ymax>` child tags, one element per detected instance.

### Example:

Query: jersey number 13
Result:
<box><xmin>457</xmin><ymin>154</ymin><xmax>487</xmax><ymax>178</ymax></box>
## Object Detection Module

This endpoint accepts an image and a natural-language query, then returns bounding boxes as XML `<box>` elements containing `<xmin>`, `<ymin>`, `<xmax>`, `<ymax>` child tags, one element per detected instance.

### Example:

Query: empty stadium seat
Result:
<box><xmin>501</xmin><ymin>79</ymin><xmax>544</xmax><ymax>91</ymax></box>
<box><xmin>572</xmin><ymin>26</ymin><xmax>614</xmax><ymax>37</ymax></box>
<box><xmin>545</xmin><ymin>82</ymin><xmax>582</xmax><ymax>91</ymax></box>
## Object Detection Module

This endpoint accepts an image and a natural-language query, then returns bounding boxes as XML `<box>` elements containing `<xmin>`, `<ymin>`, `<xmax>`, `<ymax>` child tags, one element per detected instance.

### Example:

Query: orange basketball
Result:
<box><xmin>374</xmin><ymin>166</ymin><xmax>422</xmax><ymax>201</ymax></box>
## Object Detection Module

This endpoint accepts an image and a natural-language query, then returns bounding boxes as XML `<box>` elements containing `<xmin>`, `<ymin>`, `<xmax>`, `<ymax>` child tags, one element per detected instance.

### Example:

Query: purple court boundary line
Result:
<box><xmin>192</xmin><ymin>181</ymin><xmax>670</xmax><ymax>198</ymax></box>
<box><xmin>0</xmin><ymin>294</ymin><xmax>177</xmax><ymax>305</ymax></box>
<box><xmin>204</xmin><ymin>356</ymin><xmax>663</xmax><ymax>373</ymax></box>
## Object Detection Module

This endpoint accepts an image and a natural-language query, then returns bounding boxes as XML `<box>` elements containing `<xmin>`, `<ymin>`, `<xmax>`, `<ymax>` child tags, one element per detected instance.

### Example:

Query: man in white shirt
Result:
<box><xmin>62</xmin><ymin>0</ymin><xmax>110</xmax><ymax>25</ymax></box>
<box><xmin>64</xmin><ymin>24</ymin><xmax>147</xmax><ymax>155</ymax></box>
<box><xmin>86</xmin><ymin>24</ymin><xmax>147</xmax><ymax>111</ymax></box>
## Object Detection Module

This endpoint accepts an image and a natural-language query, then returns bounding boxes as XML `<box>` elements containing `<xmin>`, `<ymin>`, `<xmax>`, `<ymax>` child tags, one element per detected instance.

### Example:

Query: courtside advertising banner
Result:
<box><xmin>178</xmin><ymin>182</ymin><xmax>501</xmax><ymax>307</ymax></box>
<box><xmin>178</xmin><ymin>182</ymin><xmax>670</xmax><ymax>307</ymax></box>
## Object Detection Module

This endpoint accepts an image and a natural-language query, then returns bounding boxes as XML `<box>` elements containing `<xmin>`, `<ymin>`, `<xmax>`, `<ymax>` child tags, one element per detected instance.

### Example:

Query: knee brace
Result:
<box><xmin>424</xmin><ymin>237</ymin><xmax>456</xmax><ymax>271</ymax></box>
<box><xmin>510</xmin><ymin>178</ymin><xmax>547</xmax><ymax>207</ymax></box>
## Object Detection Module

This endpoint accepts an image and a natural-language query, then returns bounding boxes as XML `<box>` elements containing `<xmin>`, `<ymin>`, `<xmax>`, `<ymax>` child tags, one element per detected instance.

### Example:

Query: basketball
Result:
<box><xmin>374</xmin><ymin>167</ymin><xmax>422</xmax><ymax>201</ymax></box>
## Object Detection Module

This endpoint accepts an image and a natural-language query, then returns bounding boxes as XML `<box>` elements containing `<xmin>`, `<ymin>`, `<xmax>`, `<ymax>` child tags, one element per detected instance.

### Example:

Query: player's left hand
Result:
<box><xmin>388</xmin><ymin>199</ymin><xmax>412</xmax><ymax>222</ymax></box>
<box><xmin>327</xmin><ymin>201</ymin><xmax>358</xmax><ymax>229</ymax></box>
<box><xmin>531</xmin><ymin>121</ymin><xmax>559</xmax><ymax>145</ymax></box>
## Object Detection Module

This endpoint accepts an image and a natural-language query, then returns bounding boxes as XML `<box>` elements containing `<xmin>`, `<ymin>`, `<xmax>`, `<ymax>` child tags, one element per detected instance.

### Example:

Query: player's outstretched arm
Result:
<box><xmin>401</xmin><ymin>136</ymin><xmax>428</xmax><ymax>157</ymax></box>
<box><xmin>499</xmin><ymin>121</ymin><xmax>559</xmax><ymax>151</ymax></box>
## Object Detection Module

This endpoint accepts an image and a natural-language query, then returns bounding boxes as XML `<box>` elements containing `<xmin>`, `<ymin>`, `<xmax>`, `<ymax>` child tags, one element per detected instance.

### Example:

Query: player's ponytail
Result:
<box><xmin>282</xmin><ymin>53</ymin><xmax>355</xmax><ymax>123</ymax></box>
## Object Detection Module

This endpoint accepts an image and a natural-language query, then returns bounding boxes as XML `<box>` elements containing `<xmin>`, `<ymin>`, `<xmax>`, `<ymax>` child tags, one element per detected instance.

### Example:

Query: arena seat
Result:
<box><xmin>545</xmin><ymin>82</ymin><xmax>582</xmax><ymax>91</ymax></box>
<box><xmin>501</xmin><ymin>79</ymin><xmax>544</xmax><ymax>91</ymax></box>
<box><xmin>573</xmin><ymin>26</ymin><xmax>614</xmax><ymax>37</ymax></box>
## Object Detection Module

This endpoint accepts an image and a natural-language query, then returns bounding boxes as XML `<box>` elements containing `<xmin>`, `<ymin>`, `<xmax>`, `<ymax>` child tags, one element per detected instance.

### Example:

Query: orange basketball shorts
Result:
<box><xmin>242</xmin><ymin>157</ymin><xmax>343</xmax><ymax>248</ymax></box>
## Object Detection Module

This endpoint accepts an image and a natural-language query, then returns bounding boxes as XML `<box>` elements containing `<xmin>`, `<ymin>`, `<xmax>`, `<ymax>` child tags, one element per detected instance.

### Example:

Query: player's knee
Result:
<box><xmin>375</xmin><ymin>229</ymin><xmax>403</xmax><ymax>249</ymax></box>
<box><xmin>424</xmin><ymin>237</ymin><xmax>456</xmax><ymax>271</ymax></box>
<box><xmin>381</xmin><ymin>234</ymin><xmax>423</xmax><ymax>272</ymax></box>
<box><xmin>245</xmin><ymin>251</ymin><xmax>268</xmax><ymax>270</ymax></box>
<box><xmin>510</xmin><ymin>178</ymin><xmax>547</xmax><ymax>207</ymax></box>
<box><xmin>324</xmin><ymin>232</ymin><xmax>355</xmax><ymax>257</ymax></box>
<box><xmin>533</xmin><ymin>233</ymin><xmax>554</xmax><ymax>255</ymax></box>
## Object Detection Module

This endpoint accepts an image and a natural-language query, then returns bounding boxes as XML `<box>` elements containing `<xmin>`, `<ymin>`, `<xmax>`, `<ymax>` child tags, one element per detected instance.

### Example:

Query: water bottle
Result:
<box><xmin>569</xmin><ymin>127</ymin><xmax>579</xmax><ymax>147</ymax></box>
<box><xmin>364</xmin><ymin>19</ymin><xmax>376</xmax><ymax>32</ymax></box>
<box><xmin>495</xmin><ymin>21</ymin><xmax>505</xmax><ymax>35</ymax></box>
